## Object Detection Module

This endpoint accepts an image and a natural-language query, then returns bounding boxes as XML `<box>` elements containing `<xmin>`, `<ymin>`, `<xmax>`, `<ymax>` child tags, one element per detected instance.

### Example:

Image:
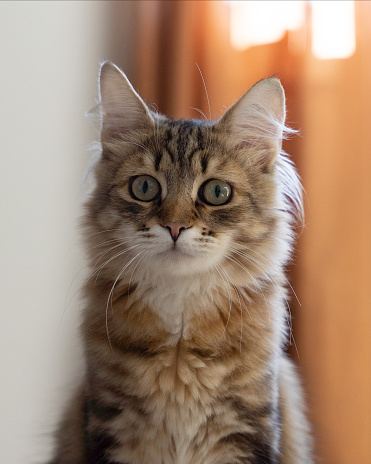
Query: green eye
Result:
<box><xmin>200</xmin><ymin>179</ymin><xmax>232</xmax><ymax>206</ymax></box>
<box><xmin>130</xmin><ymin>175</ymin><xmax>161</xmax><ymax>202</ymax></box>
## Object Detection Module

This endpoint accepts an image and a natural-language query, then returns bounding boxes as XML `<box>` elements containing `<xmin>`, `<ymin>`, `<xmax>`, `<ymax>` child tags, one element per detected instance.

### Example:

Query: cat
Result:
<box><xmin>50</xmin><ymin>62</ymin><xmax>313</xmax><ymax>464</ymax></box>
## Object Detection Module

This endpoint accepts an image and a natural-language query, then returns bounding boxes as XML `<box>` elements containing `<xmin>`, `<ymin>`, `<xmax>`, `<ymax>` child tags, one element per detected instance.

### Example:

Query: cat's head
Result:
<box><xmin>83</xmin><ymin>62</ymin><xmax>301</xmax><ymax>283</ymax></box>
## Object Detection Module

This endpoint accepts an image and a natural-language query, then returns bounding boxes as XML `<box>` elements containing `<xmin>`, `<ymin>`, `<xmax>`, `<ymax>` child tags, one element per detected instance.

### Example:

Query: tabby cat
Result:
<box><xmin>50</xmin><ymin>62</ymin><xmax>312</xmax><ymax>464</ymax></box>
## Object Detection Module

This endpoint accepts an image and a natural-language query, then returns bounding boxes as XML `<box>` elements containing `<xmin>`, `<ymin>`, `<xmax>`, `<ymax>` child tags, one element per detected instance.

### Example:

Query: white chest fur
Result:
<box><xmin>132</xmin><ymin>270</ymin><xmax>218</xmax><ymax>335</ymax></box>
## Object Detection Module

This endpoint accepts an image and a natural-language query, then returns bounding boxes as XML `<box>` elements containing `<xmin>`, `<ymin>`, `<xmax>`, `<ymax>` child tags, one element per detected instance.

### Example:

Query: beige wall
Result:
<box><xmin>0</xmin><ymin>3</ymin><xmax>113</xmax><ymax>462</ymax></box>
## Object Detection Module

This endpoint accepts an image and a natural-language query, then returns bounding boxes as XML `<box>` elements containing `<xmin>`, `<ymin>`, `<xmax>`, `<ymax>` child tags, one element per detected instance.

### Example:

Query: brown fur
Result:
<box><xmin>49</xmin><ymin>63</ymin><xmax>312</xmax><ymax>464</ymax></box>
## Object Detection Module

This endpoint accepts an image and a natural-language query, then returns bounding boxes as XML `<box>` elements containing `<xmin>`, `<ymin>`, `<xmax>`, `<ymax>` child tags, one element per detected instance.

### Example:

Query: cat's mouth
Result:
<box><xmin>166</xmin><ymin>244</ymin><xmax>188</xmax><ymax>255</ymax></box>
<box><xmin>161</xmin><ymin>243</ymin><xmax>193</xmax><ymax>259</ymax></box>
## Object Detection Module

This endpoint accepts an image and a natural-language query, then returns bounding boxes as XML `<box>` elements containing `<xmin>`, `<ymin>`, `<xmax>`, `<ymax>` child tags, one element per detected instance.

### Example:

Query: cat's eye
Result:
<box><xmin>130</xmin><ymin>175</ymin><xmax>161</xmax><ymax>202</ymax></box>
<box><xmin>199</xmin><ymin>179</ymin><xmax>232</xmax><ymax>206</ymax></box>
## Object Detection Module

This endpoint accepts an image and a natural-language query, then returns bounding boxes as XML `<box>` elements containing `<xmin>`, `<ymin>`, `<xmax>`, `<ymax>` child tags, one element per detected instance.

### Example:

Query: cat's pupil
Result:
<box><xmin>142</xmin><ymin>180</ymin><xmax>148</xmax><ymax>194</ymax></box>
<box><xmin>215</xmin><ymin>184</ymin><xmax>221</xmax><ymax>198</ymax></box>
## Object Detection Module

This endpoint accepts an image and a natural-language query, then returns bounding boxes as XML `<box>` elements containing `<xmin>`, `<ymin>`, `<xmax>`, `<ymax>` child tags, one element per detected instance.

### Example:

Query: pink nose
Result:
<box><xmin>163</xmin><ymin>222</ymin><xmax>189</xmax><ymax>242</ymax></box>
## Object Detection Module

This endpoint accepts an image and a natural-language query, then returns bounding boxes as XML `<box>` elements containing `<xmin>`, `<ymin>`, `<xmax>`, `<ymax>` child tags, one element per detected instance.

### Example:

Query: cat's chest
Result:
<box><xmin>88</xmin><ymin>281</ymin><xmax>275</xmax><ymax>464</ymax></box>
<box><xmin>110</xmin><ymin>402</ymin><xmax>211</xmax><ymax>464</ymax></box>
<box><xmin>104</xmin><ymin>349</ymin><xmax>238</xmax><ymax>464</ymax></box>
<box><xmin>132</xmin><ymin>272</ymin><xmax>218</xmax><ymax>334</ymax></box>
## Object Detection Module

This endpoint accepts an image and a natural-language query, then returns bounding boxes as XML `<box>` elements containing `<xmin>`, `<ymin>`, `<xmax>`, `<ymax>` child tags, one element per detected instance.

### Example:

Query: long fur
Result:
<box><xmin>49</xmin><ymin>62</ymin><xmax>312</xmax><ymax>464</ymax></box>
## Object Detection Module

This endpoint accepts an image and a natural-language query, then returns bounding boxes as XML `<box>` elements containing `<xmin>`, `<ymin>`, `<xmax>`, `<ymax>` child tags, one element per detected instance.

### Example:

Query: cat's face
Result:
<box><xmin>93</xmin><ymin>121</ymin><xmax>276</xmax><ymax>277</ymax></box>
<box><xmin>84</xmin><ymin>63</ymin><xmax>298</xmax><ymax>282</ymax></box>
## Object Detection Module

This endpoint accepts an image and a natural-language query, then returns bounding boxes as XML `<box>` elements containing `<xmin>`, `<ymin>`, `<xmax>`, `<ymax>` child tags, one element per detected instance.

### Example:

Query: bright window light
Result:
<box><xmin>228</xmin><ymin>1</ymin><xmax>305</xmax><ymax>50</ymax></box>
<box><xmin>311</xmin><ymin>1</ymin><xmax>356</xmax><ymax>59</ymax></box>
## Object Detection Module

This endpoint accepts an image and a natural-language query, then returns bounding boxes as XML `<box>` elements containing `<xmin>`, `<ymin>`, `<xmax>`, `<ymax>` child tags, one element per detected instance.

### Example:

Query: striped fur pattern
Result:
<box><xmin>50</xmin><ymin>63</ymin><xmax>312</xmax><ymax>464</ymax></box>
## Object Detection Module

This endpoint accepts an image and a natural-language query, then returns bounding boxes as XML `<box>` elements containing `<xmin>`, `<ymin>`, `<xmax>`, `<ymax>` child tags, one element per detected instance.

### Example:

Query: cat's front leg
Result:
<box><xmin>84</xmin><ymin>395</ymin><xmax>126</xmax><ymax>464</ymax></box>
<box><xmin>222</xmin><ymin>433</ymin><xmax>279</xmax><ymax>464</ymax></box>
<box><xmin>85</xmin><ymin>429</ymin><xmax>124</xmax><ymax>464</ymax></box>
<box><xmin>205</xmin><ymin>398</ymin><xmax>281</xmax><ymax>464</ymax></box>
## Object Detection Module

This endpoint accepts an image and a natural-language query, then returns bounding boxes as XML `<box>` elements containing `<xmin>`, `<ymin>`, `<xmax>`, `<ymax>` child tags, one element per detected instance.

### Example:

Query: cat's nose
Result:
<box><xmin>162</xmin><ymin>222</ymin><xmax>189</xmax><ymax>242</ymax></box>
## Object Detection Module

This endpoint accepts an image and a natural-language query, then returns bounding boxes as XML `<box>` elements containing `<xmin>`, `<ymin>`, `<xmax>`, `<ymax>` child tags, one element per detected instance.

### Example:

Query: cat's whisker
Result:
<box><xmin>152</xmin><ymin>112</ymin><xmax>162</xmax><ymax>158</ymax></box>
<box><xmin>64</xmin><ymin>229</ymin><xmax>126</xmax><ymax>255</ymax></box>
<box><xmin>222</xmin><ymin>255</ymin><xmax>254</xmax><ymax>322</ymax></box>
<box><xmin>91</xmin><ymin>248</ymin><xmax>129</xmax><ymax>281</ymax></box>
<box><xmin>81</xmin><ymin>227</ymin><xmax>128</xmax><ymax>240</ymax></box>
<box><xmin>92</xmin><ymin>243</ymin><xmax>146</xmax><ymax>283</ymax></box>
<box><xmin>230</xmin><ymin>247</ymin><xmax>289</xmax><ymax>311</ymax></box>
<box><xmin>228</xmin><ymin>243</ymin><xmax>294</xmax><ymax>314</ymax></box>
<box><xmin>93</xmin><ymin>244</ymin><xmax>145</xmax><ymax>280</ymax></box>
<box><xmin>128</xmin><ymin>250</ymin><xmax>149</xmax><ymax>293</ymax></box>
<box><xmin>233</xmin><ymin>284</ymin><xmax>249</xmax><ymax>354</ymax></box>
<box><xmin>63</xmin><ymin>261</ymin><xmax>91</xmax><ymax>315</ymax></box>
<box><xmin>105</xmin><ymin>249</ymin><xmax>146</xmax><ymax>349</ymax></box>
<box><xmin>119</xmin><ymin>140</ymin><xmax>149</xmax><ymax>153</ymax></box>
<box><xmin>90</xmin><ymin>246</ymin><xmax>130</xmax><ymax>283</ymax></box>
<box><xmin>225</xmin><ymin>254</ymin><xmax>269</xmax><ymax>320</ymax></box>
<box><xmin>228</xmin><ymin>279</ymin><xmax>244</xmax><ymax>353</ymax></box>
<box><xmin>213</xmin><ymin>262</ymin><xmax>233</xmax><ymax>332</ymax></box>
<box><xmin>81</xmin><ymin>236</ymin><xmax>143</xmax><ymax>267</ymax></box>
<box><xmin>148</xmin><ymin>103</ymin><xmax>162</xmax><ymax>159</ymax></box>
<box><xmin>87</xmin><ymin>238</ymin><xmax>138</xmax><ymax>262</ymax></box>
<box><xmin>196</xmin><ymin>62</ymin><xmax>211</xmax><ymax>122</ymax></box>
<box><xmin>227</xmin><ymin>246</ymin><xmax>297</xmax><ymax>349</ymax></box>
<box><xmin>229</xmin><ymin>242</ymin><xmax>299</xmax><ymax>341</ymax></box>
<box><xmin>107</xmin><ymin>250</ymin><xmax>145</xmax><ymax>315</ymax></box>
<box><xmin>66</xmin><ymin>242</ymin><xmax>138</xmax><ymax>320</ymax></box>
<box><xmin>230</xmin><ymin>240</ymin><xmax>301</xmax><ymax>307</ymax></box>
<box><xmin>232</xmin><ymin>281</ymin><xmax>252</xmax><ymax>324</ymax></box>
<box><xmin>149</xmin><ymin>103</ymin><xmax>159</xmax><ymax>114</ymax></box>
<box><xmin>86</xmin><ymin>237</ymin><xmax>123</xmax><ymax>251</ymax></box>
<box><xmin>230</xmin><ymin>254</ymin><xmax>293</xmax><ymax>341</ymax></box>
<box><xmin>58</xmin><ymin>261</ymin><xmax>91</xmax><ymax>335</ymax></box>
<box><xmin>217</xmin><ymin>261</ymin><xmax>252</xmax><ymax>352</ymax></box>
<box><xmin>84</xmin><ymin>241</ymin><xmax>132</xmax><ymax>270</ymax></box>
<box><xmin>195</xmin><ymin>62</ymin><xmax>214</xmax><ymax>154</ymax></box>
<box><xmin>191</xmin><ymin>107</ymin><xmax>208</xmax><ymax>121</ymax></box>
<box><xmin>64</xmin><ymin>243</ymin><xmax>133</xmax><ymax>316</ymax></box>
<box><xmin>60</xmin><ymin>241</ymin><xmax>133</xmax><ymax>332</ymax></box>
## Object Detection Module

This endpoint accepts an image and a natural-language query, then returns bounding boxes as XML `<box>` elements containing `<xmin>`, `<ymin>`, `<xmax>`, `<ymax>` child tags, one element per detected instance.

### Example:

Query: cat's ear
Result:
<box><xmin>99</xmin><ymin>61</ymin><xmax>154</xmax><ymax>141</ymax></box>
<box><xmin>217</xmin><ymin>77</ymin><xmax>286</xmax><ymax>170</ymax></box>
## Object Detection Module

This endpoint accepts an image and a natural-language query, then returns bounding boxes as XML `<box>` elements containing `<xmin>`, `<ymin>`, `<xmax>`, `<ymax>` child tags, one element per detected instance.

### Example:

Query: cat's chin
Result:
<box><xmin>161</xmin><ymin>246</ymin><xmax>191</xmax><ymax>259</ymax></box>
<box><xmin>147</xmin><ymin>248</ymin><xmax>216</xmax><ymax>277</ymax></box>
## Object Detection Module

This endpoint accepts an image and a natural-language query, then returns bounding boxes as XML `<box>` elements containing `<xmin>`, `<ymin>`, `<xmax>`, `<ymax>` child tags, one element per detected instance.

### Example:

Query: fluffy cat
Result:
<box><xmin>50</xmin><ymin>62</ymin><xmax>312</xmax><ymax>464</ymax></box>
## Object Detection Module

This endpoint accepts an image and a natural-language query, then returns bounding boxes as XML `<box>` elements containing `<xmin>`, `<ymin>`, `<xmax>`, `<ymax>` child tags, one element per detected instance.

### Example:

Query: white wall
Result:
<box><xmin>0</xmin><ymin>3</ymin><xmax>115</xmax><ymax>462</ymax></box>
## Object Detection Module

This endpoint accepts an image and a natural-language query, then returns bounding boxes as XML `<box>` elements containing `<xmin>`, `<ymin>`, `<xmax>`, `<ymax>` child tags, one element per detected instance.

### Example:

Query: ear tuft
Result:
<box><xmin>99</xmin><ymin>61</ymin><xmax>154</xmax><ymax>140</ymax></box>
<box><xmin>217</xmin><ymin>77</ymin><xmax>288</xmax><ymax>168</ymax></box>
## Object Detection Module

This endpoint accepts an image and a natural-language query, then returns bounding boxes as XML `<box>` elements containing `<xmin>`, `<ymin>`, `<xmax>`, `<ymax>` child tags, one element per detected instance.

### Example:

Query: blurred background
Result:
<box><xmin>0</xmin><ymin>1</ymin><xmax>370</xmax><ymax>463</ymax></box>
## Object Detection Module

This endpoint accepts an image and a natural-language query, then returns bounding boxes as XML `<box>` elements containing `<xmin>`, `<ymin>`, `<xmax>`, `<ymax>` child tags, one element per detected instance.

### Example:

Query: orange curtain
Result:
<box><xmin>296</xmin><ymin>3</ymin><xmax>371</xmax><ymax>463</ymax></box>
<box><xmin>111</xmin><ymin>2</ymin><xmax>371</xmax><ymax>463</ymax></box>
<box><xmin>133</xmin><ymin>1</ymin><xmax>301</xmax><ymax>119</ymax></box>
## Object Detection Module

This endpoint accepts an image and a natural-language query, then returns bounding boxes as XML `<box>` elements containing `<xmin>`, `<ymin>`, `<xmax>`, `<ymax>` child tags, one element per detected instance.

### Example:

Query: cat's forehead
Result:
<box><xmin>156</xmin><ymin>118</ymin><xmax>211</xmax><ymax>156</ymax></box>
<box><xmin>110</xmin><ymin>117</ymin><xmax>246</xmax><ymax>189</ymax></box>
<box><xmin>149</xmin><ymin>117</ymin><xmax>233</xmax><ymax>176</ymax></box>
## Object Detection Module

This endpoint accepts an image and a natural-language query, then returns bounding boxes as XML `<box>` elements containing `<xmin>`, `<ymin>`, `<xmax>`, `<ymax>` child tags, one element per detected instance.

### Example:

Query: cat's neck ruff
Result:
<box><xmin>131</xmin><ymin>268</ymin><xmax>219</xmax><ymax>335</ymax></box>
